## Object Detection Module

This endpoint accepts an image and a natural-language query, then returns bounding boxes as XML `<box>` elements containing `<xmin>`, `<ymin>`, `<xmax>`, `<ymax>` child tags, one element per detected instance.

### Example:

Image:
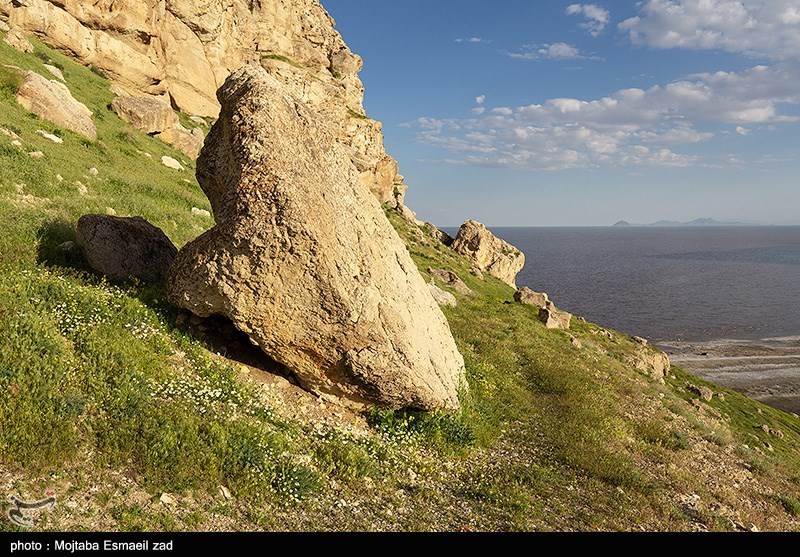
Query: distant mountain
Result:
<box><xmin>612</xmin><ymin>217</ymin><xmax>754</xmax><ymax>227</ymax></box>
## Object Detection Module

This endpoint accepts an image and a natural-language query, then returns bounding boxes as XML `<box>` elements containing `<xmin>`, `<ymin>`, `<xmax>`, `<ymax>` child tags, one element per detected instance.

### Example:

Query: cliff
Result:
<box><xmin>1</xmin><ymin>0</ymin><xmax>404</xmax><ymax>203</ymax></box>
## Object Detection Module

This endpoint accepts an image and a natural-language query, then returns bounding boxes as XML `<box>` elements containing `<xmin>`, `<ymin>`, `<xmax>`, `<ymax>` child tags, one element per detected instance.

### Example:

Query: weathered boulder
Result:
<box><xmin>3</xmin><ymin>26</ymin><xmax>33</xmax><ymax>52</ymax></box>
<box><xmin>451</xmin><ymin>220</ymin><xmax>525</xmax><ymax>287</ymax></box>
<box><xmin>76</xmin><ymin>215</ymin><xmax>178</xmax><ymax>284</ymax></box>
<box><xmin>158</xmin><ymin>123</ymin><xmax>204</xmax><ymax>160</ymax></box>
<box><xmin>424</xmin><ymin>222</ymin><xmax>454</xmax><ymax>246</ymax></box>
<box><xmin>428</xmin><ymin>283</ymin><xmax>457</xmax><ymax>307</ymax></box>
<box><xmin>428</xmin><ymin>268</ymin><xmax>472</xmax><ymax>295</ymax></box>
<box><xmin>15</xmin><ymin>71</ymin><xmax>96</xmax><ymax>140</ymax></box>
<box><xmin>539</xmin><ymin>307</ymin><xmax>572</xmax><ymax>330</ymax></box>
<box><xmin>515</xmin><ymin>287</ymin><xmax>549</xmax><ymax>309</ymax></box>
<box><xmin>111</xmin><ymin>95</ymin><xmax>177</xmax><ymax>135</ymax></box>
<box><xmin>626</xmin><ymin>348</ymin><xmax>671</xmax><ymax>383</ymax></box>
<box><xmin>686</xmin><ymin>383</ymin><xmax>713</xmax><ymax>402</ymax></box>
<box><xmin>166</xmin><ymin>66</ymin><xmax>465</xmax><ymax>411</ymax></box>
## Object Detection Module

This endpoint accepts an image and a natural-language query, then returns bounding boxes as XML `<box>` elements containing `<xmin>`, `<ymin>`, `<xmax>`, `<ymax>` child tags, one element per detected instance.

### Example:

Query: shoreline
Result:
<box><xmin>658</xmin><ymin>336</ymin><xmax>800</xmax><ymax>415</ymax></box>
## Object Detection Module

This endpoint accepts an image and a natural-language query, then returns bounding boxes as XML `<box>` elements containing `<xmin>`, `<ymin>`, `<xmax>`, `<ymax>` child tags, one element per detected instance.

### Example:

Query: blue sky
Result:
<box><xmin>324</xmin><ymin>1</ymin><xmax>800</xmax><ymax>226</ymax></box>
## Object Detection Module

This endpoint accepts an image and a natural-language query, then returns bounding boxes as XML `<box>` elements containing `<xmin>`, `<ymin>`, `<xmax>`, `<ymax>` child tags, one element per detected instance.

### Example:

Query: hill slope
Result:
<box><xmin>1</xmin><ymin>29</ymin><xmax>799</xmax><ymax>532</ymax></box>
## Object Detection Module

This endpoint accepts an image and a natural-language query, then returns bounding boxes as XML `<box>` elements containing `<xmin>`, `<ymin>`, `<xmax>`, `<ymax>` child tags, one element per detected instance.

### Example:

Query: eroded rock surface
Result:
<box><xmin>166</xmin><ymin>66</ymin><xmax>465</xmax><ymax>411</ymax></box>
<box><xmin>15</xmin><ymin>70</ymin><xmax>96</xmax><ymax>139</ymax></box>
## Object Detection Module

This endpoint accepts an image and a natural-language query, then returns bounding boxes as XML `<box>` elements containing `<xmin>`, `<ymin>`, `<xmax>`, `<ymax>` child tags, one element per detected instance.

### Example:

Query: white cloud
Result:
<box><xmin>566</xmin><ymin>4</ymin><xmax>611</xmax><ymax>36</ymax></box>
<box><xmin>455</xmin><ymin>37</ymin><xmax>491</xmax><ymax>44</ymax></box>
<box><xmin>736</xmin><ymin>126</ymin><xmax>749</xmax><ymax>135</ymax></box>
<box><xmin>406</xmin><ymin>64</ymin><xmax>800</xmax><ymax>170</ymax></box>
<box><xmin>506</xmin><ymin>42</ymin><xmax>601</xmax><ymax>61</ymax></box>
<box><xmin>620</xmin><ymin>0</ymin><xmax>800</xmax><ymax>60</ymax></box>
<box><xmin>476</xmin><ymin>95</ymin><xmax>486</xmax><ymax>105</ymax></box>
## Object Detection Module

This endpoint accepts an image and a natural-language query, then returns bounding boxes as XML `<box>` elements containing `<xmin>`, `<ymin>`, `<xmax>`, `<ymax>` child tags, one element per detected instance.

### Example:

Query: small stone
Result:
<box><xmin>686</xmin><ymin>384</ymin><xmax>714</xmax><ymax>402</ymax></box>
<box><xmin>159</xmin><ymin>493</ymin><xmax>177</xmax><ymax>506</ymax></box>
<box><xmin>469</xmin><ymin>266</ymin><xmax>484</xmax><ymax>279</ymax></box>
<box><xmin>64</xmin><ymin>501</ymin><xmax>78</xmax><ymax>509</ymax></box>
<box><xmin>28</xmin><ymin>151</ymin><xmax>44</xmax><ymax>158</ymax></box>
<box><xmin>715</xmin><ymin>392</ymin><xmax>725</xmax><ymax>402</ymax></box>
<box><xmin>748</xmin><ymin>524</ymin><xmax>759</xmax><ymax>533</ymax></box>
<box><xmin>58</xmin><ymin>241</ymin><xmax>76</xmax><ymax>252</ymax></box>
<box><xmin>577</xmin><ymin>316</ymin><xmax>587</xmax><ymax>323</ymax></box>
<box><xmin>756</xmin><ymin>408</ymin><xmax>763</xmax><ymax>414</ymax></box>
<box><xmin>106</xmin><ymin>207</ymin><xmax>117</xmax><ymax>216</ymax></box>
<box><xmin>75</xmin><ymin>181</ymin><xmax>88</xmax><ymax>196</ymax></box>
<box><xmin>14</xmin><ymin>183</ymin><xmax>24</xmax><ymax>193</ymax></box>
<box><xmin>56</xmin><ymin>174</ymin><xmax>64</xmax><ymax>182</ymax></box>
<box><xmin>539</xmin><ymin>307</ymin><xmax>572</xmax><ymax>330</ymax></box>
<box><xmin>36</xmin><ymin>130</ymin><xmax>63</xmax><ymax>143</ymax></box>
<box><xmin>11</xmin><ymin>139</ymin><xmax>22</xmax><ymax>148</ymax></box>
<box><xmin>569</xmin><ymin>334</ymin><xmax>582</xmax><ymax>349</ymax></box>
<box><xmin>218</xmin><ymin>485</ymin><xmax>232</xmax><ymax>500</ymax></box>
<box><xmin>759</xmin><ymin>424</ymin><xmax>770</xmax><ymax>434</ymax></box>
<box><xmin>89</xmin><ymin>167</ymin><xmax>99</xmax><ymax>176</ymax></box>
<box><xmin>161</xmin><ymin>155</ymin><xmax>184</xmax><ymax>171</ymax></box>
<box><xmin>633</xmin><ymin>336</ymin><xmax>648</xmax><ymax>346</ymax></box>
<box><xmin>43</xmin><ymin>64</ymin><xmax>65</xmax><ymax>81</ymax></box>
<box><xmin>0</xmin><ymin>126</ymin><xmax>19</xmax><ymax>139</ymax></box>
<box><xmin>772</xmin><ymin>429</ymin><xmax>784</xmax><ymax>439</ymax></box>
<box><xmin>191</xmin><ymin>207</ymin><xmax>211</xmax><ymax>218</ymax></box>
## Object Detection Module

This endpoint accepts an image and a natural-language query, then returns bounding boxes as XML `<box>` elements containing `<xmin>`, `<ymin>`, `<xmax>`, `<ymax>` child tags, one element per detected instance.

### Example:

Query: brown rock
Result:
<box><xmin>428</xmin><ymin>268</ymin><xmax>472</xmax><ymax>295</ymax></box>
<box><xmin>3</xmin><ymin>26</ymin><xmax>33</xmax><ymax>53</ymax></box>
<box><xmin>451</xmin><ymin>220</ymin><xmax>525</xmax><ymax>287</ymax></box>
<box><xmin>514</xmin><ymin>287</ymin><xmax>549</xmax><ymax>309</ymax></box>
<box><xmin>15</xmin><ymin>71</ymin><xmax>96</xmax><ymax>140</ymax></box>
<box><xmin>626</xmin><ymin>348</ymin><xmax>671</xmax><ymax>383</ymax></box>
<box><xmin>76</xmin><ymin>215</ymin><xmax>178</xmax><ymax>284</ymax></box>
<box><xmin>166</xmin><ymin>66</ymin><xmax>465</xmax><ymax>411</ymax></box>
<box><xmin>539</xmin><ymin>307</ymin><xmax>572</xmax><ymax>330</ymax></box>
<box><xmin>686</xmin><ymin>383</ymin><xmax>714</xmax><ymax>402</ymax></box>
<box><xmin>111</xmin><ymin>95</ymin><xmax>177</xmax><ymax>134</ymax></box>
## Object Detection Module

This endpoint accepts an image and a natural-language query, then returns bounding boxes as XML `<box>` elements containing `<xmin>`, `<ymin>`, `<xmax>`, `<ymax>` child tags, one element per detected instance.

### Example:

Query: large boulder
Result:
<box><xmin>626</xmin><ymin>348</ymin><xmax>671</xmax><ymax>384</ymax></box>
<box><xmin>110</xmin><ymin>95</ymin><xmax>177</xmax><ymax>134</ymax></box>
<box><xmin>451</xmin><ymin>220</ymin><xmax>525</xmax><ymax>287</ymax></box>
<box><xmin>166</xmin><ymin>65</ymin><xmax>465</xmax><ymax>411</ymax></box>
<box><xmin>539</xmin><ymin>307</ymin><xmax>572</xmax><ymax>330</ymax></box>
<box><xmin>428</xmin><ymin>268</ymin><xmax>472</xmax><ymax>295</ymax></box>
<box><xmin>15</xmin><ymin>71</ymin><xmax>96</xmax><ymax>140</ymax></box>
<box><xmin>515</xmin><ymin>287</ymin><xmax>549</xmax><ymax>309</ymax></box>
<box><xmin>76</xmin><ymin>215</ymin><xmax>178</xmax><ymax>284</ymax></box>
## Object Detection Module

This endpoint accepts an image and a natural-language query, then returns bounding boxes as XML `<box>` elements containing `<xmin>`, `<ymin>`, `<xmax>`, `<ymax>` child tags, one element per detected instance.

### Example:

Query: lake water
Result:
<box><xmin>444</xmin><ymin>226</ymin><xmax>800</xmax><ymax>343</ymax></box>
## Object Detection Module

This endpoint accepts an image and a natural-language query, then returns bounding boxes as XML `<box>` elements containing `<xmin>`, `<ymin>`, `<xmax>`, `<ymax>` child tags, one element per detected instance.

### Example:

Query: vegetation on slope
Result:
<box><xmin>0</xmin><ymin>28</ymin><xmax>798</xmax><ymax>532</ymax></box>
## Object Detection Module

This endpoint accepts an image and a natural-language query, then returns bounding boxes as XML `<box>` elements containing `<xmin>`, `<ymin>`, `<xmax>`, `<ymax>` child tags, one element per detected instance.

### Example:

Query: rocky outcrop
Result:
<box><xmin>76</xmin><ymin>215</ymin><xmax>178</xmax><ymax>284</ymax></box>
<box><xmin>15</xmin><ymin>70</ymin><xmax>96</xmax><ymax>139</ymax></box>
<box><xmin>515</xmin><ymin>287</ymin><xmax>549</xmax><ymax>309</ymax></box>
<box><xmin>424</xmin><ymin>222</ymin><xmax>454</xmax><ymax>246</ymax></box>
<box><xmin>626</xmin><ymin>347</ymin><xmax>671</xmax><ymax>383</ymax></box>
<box><xmin>166</xmin><ymin>66</ymin><xmax>465</xmax><ymax>411</ymax></box>
<box><xmin>539</xmin><ymin>307</ymin><xmax>572</xmax><ymax>330</ymax></box>
<box><xmin>451</xmin><ymin>220</ymin><xmax>525</xmax><ymax>287</ymax></box>
<box><xmin>3</xmin><ymin>0</ymin><xmax>403</xmax><ymax>203</ymax></box>
<box><xmin>3</xmin><ymin>25</ymin><xmax>32</xmax><ymax>52</ymax></box>
<box><xmin>111</xmin><ymin>95</ymin><xmax>204</xmax><ymax>158</ymax></box>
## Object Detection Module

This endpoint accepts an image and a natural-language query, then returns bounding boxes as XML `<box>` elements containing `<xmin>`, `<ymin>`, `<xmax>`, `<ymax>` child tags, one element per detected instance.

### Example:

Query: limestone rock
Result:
<box><xmin>15</xmin><ymin>71</ymin><xmax>96</xmax><ymax>140</ymax></box>
<box><xmin>424</xmin><ymin>222</ymin><xmax>454</xmax><ymax>246</ymax></box>
<box><xmin>166</xmin><ymin>66</ymin><xmax>465</xmax><ymax>411</ymax></box>
<box><xmin>451</xmin><ymin>220</ymin><xmax>525</xmax><ymax>287</ymax></box>
<box><xmin>539</xmin><ymin>307</ymin><xmax>572</xmax><ymax>330</ymax></box>
<box><xmin>111</xmin><ymin>95</ymin><xmax>177</xmax><ymax>135</ymax></box>
<box><xmin>158</xmin><ymin>123</ymin><xmax>204</xmax><ymax>160</ymax></box>
<box><xmin>428</xmin><ymin>268</ymin><xmax>472</xmax><ymax>295</ymax></box>
<box><xmin>4</xmin><ymin>0</ymin><xmax>401</xmax><ymax>204</ymax></box>
<box><xmin>428</xmin><ymin>283</ymin><xmax>457</xmax><ymax>307</ymax></box>
<box><xmin>161</xmin><ymin>156</ymin><xmax>183</xmax><ymax>171</ymax></box>
<box><xmin>515</xmin><ymin>287</ymin><xmax>549</xmax><ymax>309</ymax></box>
<box><xmin>3</xmin><ymin>26</ymin><xmax>32</xmax><ymax>52</ymax></box>
<box><xmin>625</xmin><ymin>348</ymin><xmax>671</xmax><ymax>383</ymax></box>
<box><xmin>43</xmin><ymin>63</ymin><xmax>63</xmax><ymax>81</ymax></box>
<box><xmin>76</xmin><ymin>215</ymin><xmax>178</xmax><ymax>284</ymax></box>
<box><xmin>686</xmin><ymin>383</ymin><xmax>714</xmax><ymax>402</ymax></box>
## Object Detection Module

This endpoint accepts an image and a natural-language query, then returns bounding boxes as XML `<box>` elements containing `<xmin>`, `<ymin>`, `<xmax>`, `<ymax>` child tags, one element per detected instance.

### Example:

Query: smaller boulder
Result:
<box><xmin>428</xmin><ymin>283</ymin><xmax>457</xmax><ymax>307</ymax></box>
<box><xmin>3</xmin><ymin>27</ymin><xmax>33</xmax><ymax>53</ymax></box>
<box><xmin>539</xmin><ymin>307</ymin><xmax>572</xmax><ymax>330</ymax></box>
<box><xmin>451</xmin><ymin>220</ymin><xmax>525</xmax><ymax>287</ymax></box>
<box><xmin>686</xmin><ymin>384</ymin><xmax>714</xmax><ymax>402</ymax></box>
<box><xmin>632</xmin><ymin>336</ymin><xmax>648</xmax><ymax>346</ymax></box>
<box><xmin>111</xmin><ymin>95</ymin><xmax>177</xmax><ymax>134</ymax></box>
<box><xmin>76</xmin><ymin>215</ymin><xmax>178</xmax><ymax>284</ymax></box>
<box><xmin>428</xmin><ymin>268</ymin><xmax>472</xmax><ymax>295</ymax></box>
<box><xmin>423</xmin><ymin>222</ymin><xmax>454</xmax><ymax>246</ymax></box>
<box><xmin>161</xmin><ymin>155</ymin><xmax>184</xmax><ymax>170</ymax></box>
<box><xmin>158</xmin><ymin>123</ymin><xmax>204</xmax><ymax>159</ymax></box>
<box><xmin>43</xmin><ymin>64</ymin><xmax>64</xmax><ymax>81</ymax></box>
<box><xmin>515</xmin><ymin>287</ymin><xmax>549</xmax><ymax>309</ymax></box>
<box><xmin>16</xmin><ymin>71</ymin><xmax>96</xmax><ymax>140</ymax></box>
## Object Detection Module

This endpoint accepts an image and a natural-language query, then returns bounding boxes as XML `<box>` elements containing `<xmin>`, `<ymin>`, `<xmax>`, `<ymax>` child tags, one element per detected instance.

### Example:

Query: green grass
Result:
<box><xmin>1</xmin><ymin>27</ymin><xmax>799</xmax><ymax>532</ymax></box>
<box><xmin>260</xmin><ymin>53</ymin><xmax>304</xmax><ymax>69</ymax></box>
<box><xmin>347</xmin><ymin>108</ymin><xmax>369</xmax><ymax>120</ymax></box>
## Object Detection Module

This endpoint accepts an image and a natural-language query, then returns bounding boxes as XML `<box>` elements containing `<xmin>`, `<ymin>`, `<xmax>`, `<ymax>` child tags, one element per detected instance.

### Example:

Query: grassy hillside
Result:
<box><xmin>0</xmin><ymin>28</ymin><xmax>799</xmax><ymax>532</ymax></box>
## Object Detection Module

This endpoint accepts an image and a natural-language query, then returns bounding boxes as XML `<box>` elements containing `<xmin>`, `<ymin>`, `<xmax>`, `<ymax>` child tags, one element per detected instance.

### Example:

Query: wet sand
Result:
<box><xmin>658</xmin><ymin>336</ymin><xmax>800</xmax><ymax>415</ymax></box>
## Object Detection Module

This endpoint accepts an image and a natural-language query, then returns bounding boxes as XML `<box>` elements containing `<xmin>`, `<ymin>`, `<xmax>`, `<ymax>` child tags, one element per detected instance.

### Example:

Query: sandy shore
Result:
<box><xmin>658</xmin><ymin>336</ymin><xmax>800</xmax><ymax>415</ymax></box>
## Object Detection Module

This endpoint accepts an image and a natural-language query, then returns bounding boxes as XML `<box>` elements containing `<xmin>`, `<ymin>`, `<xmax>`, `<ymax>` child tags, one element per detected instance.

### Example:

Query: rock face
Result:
<box><xmin>166</xmin><ymin>66</ymin><xmax>465</xmax><ymax>411</ymax></box>
<box><xmin>451</xmin><ymin>220</ymin><xmax>525</xmax><ymax>287</ymax></box>
<box><xmin>76</xmin><ymin>215</ymin><xmax>178</xmax><ymax>284</ymax></box>
<box><xmin>15</xmin><ymin>70</ymin><xmax>96</xmax><ymax>139</ymax></box>
<box><xmin>3</xmin><ymin>0</ymin><xmax>403</xmax><ymax>203</ymax></box>
<box><xmin>111</xmin><ymin>95</ymin><xmax>204</xmax><ymax>158</ymax></box>
<box><xmin>515</xmin><ymin>287</ymin><xmax>549</xmax><ymax>309</ymax></box>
